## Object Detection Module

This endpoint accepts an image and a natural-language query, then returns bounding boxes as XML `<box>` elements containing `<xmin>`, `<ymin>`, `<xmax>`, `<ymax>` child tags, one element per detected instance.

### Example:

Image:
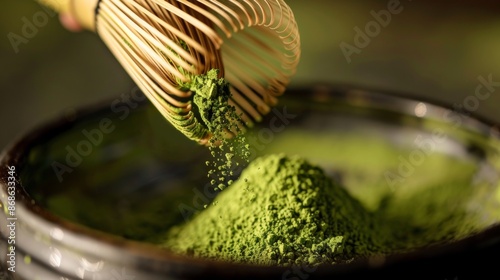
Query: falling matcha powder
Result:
<box><xmin>34</xmin><ymin>57</ymin><xmax>497</xmax><ymax>266</ymax></box>
<box><xmin>180</xmin><ymin>69</ymin><xmax>249</xmax><ymax>190</ymax></box>
<box><xmin>165</xmin><ymin>153</ymin><xmax>382</xmax><ymax>266</ymax></box>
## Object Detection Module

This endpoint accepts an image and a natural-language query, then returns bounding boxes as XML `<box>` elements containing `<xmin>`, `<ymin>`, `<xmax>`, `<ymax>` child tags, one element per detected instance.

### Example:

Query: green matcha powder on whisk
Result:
<box><xmin>179</xmin><ymin>69</ymin><xmax>250</xmax><ymax>191</ymax></box>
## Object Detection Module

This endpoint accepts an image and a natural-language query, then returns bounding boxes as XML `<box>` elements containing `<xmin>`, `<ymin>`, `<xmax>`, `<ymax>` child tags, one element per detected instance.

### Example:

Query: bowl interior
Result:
<box><xmin>9</xmin><ymin>85</ymin><xmax>500</xmax><ymax>272</ymax></box>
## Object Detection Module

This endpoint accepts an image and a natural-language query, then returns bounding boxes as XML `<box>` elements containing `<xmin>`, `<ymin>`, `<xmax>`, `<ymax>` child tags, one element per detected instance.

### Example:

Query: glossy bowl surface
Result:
<box><xmin>1</xmin><ymin>85</ymin><xmax>500</xmax><ymax>279</ymax></box>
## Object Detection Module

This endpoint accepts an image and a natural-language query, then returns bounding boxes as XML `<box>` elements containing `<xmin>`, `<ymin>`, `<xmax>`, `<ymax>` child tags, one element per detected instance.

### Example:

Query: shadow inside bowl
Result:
<box><xmin>1</xmin><ymin>85</ymin><xmax>500</xmax><ymax>279</ymax></box>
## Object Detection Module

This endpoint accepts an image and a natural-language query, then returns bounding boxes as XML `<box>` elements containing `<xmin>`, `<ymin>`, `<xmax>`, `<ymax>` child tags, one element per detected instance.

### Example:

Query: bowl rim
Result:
<box><xmin>1</xmin><ymin>83</ymin><xmax>500</xmax><ymax>277</ymax></box>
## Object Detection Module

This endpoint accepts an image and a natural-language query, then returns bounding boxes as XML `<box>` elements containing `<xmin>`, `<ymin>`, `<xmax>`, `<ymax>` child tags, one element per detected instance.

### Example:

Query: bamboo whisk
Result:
<box><xmin>38</xmin><ymin>0</ymin><xmax>301</xmax><ymax>144</ymax></box>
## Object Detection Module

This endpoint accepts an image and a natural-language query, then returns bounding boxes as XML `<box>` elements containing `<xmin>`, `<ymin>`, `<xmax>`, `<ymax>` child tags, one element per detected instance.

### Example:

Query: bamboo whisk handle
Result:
<box><xmin>37</xmin><ymin>0</ymin><xmax>98</xmax><ymax>30</ymax></box>
<box><xmin>36</xmin><ymin>0</ymin><xmax>71</xmax><ymax>14</ymax></box>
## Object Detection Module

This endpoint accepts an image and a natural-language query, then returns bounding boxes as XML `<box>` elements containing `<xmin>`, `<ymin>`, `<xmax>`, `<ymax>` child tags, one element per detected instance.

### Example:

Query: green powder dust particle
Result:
<box><xmin>182</xmin><ymin>69</ymin><xmax>250</xmax><ymax>191</ymax></box>
<box><xmin>164</xmin><ymin>154</ymin><xmax>378</xmax><ymax>266</ymax></box>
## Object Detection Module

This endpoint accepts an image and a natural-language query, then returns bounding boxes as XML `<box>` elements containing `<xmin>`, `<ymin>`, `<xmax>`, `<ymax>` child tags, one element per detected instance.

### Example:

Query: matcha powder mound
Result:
<box><xmin>164</xmin><ymin>154</ymin><xmax>381</xmax><ymax>266</ymax></box>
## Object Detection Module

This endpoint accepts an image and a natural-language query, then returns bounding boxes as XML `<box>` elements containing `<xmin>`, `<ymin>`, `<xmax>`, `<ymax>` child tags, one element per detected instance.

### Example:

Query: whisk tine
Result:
<box><xmin>228</xmin><ymin>98</ymin><xmax>251</xmax><ymax>126</ymax></box>
<box><xmin>225</xmin><ymin>0</ymin><xmax>253</xmax><ymax>26</ymax></box>
<box><xmin>138</xmin><ymin>11</ymin><xmax>208</xmax><ymax>61</ymax></box>
<box><xmin>240</xmin><ymin>1</ymin><xmax>260</xmax><ymax>25</ymax></box>
<box><xmin>259</xmin><ymin>0</ymin><xmax>274</xmax><ymax>26</ymax></box>
<box><xmin>231</xmin><ymin>77</ymin><xmax>273</xmax><ymax>115</ymax></box>
<box><xmin>102</xmin><ymin>2</ymin><xmax>187</xmax><ymax>84</ymax></box>
<box><xmin>101</xmin><ymin>0</ymin><xmax>301</xmax><ymax>135</ymax></box>
<box><xmin>226</xmin><ymin>83</ymin><xmax>262</xmax><ymax>122</ymax></box>
<box><xmin>180</xmin><ymin>1</ymin><xmax>235</xmax><ymax>36</ymax></box>
<box><xmin>38</xmin><ymin>0</ymin><xmax>300</xmax><ymax>143</ymax></box>
<box><xmin>112</xmin><ymin>2</ymin><xmax>196</xmax><ymax>76</ymax></box>
<box><xmin>153</xmin><ymin>1</ymin><xmax>223</xmax><ymax>46</ymax></box>
<box><xmin>101</xmin><ymin>18</ymin><xmax>190</xmax><ymax>105</ymax></box>
<box><xmin>223</xmin><ymin>32</ymin><xmax>288</xmax><ymax>85</ymax></box>
<box><xmin>125</xmin><ymin>1</ymin><xmax>203</xmax><ymax>65</ymax></box>
<box><xmin>204</xmin><ymin>0</ymin><xmax>245</xmax><ymax>30</ymax></box>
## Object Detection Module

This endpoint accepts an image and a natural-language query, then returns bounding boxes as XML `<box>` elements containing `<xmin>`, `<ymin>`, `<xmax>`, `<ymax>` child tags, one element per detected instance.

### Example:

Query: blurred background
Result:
<box><xmin>1</xmin><ymin>0</ymin><xmax>500</xmax><ymax>150</ymax></box>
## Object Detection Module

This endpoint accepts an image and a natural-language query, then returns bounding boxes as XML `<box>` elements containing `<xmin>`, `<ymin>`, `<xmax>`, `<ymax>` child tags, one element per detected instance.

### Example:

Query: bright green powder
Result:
<box><xmin>164</xmin><ymin>152</ymin><xmax>495</xmax><ymax>266</ymax></box>
<box><xmin>180</xmin><ymin>69</ymin><xmax>235</xmax><ymax>135</ymax></box>
<box><xmin>42</xmin><ymin>135</ymin><xmax>498</xmax><ymax>266</ymax></box>
<box><xmin>179</xmin><ymin>69</ymin><xmax>249</xmax><ymax>190</ymax></box>
<box><xmin>165</xmin><ymin>153</ymin><xmax>382</xmax><ymax>266</ymax></box>
<box><xmin>37</xmin><ymin>65</ymin><xmax>499</xmax><ymax>266</ymax></box>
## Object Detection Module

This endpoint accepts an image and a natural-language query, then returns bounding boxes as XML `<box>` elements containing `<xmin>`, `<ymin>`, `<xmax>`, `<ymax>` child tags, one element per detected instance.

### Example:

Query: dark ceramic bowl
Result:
<box><xmin>1</xmin><ymin>85</ymin><xmax>500</xmax><ymax>280</ymax></box>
